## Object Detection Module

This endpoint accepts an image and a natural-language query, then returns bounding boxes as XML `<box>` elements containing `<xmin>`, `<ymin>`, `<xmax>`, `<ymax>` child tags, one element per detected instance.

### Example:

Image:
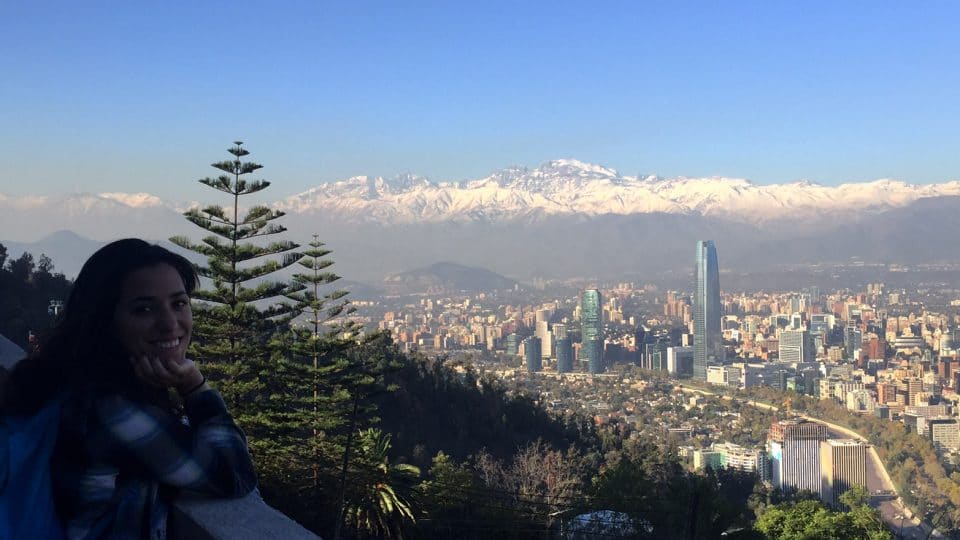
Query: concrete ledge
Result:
<box><xmin>170</xmin><ymin>490</ymin><xmax>320</xmax><ymax>540</ymax></box>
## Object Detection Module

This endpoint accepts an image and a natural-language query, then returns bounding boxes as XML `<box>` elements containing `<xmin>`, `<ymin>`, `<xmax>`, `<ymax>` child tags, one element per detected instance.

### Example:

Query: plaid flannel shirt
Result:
<box><xmin>53</xmin><ymin>388</ymin><xmax>257</xmax><ymax>540</ymax></box>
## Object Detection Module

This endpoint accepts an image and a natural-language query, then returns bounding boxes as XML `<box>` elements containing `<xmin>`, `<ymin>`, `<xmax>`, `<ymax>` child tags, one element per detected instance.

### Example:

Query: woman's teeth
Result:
<box><xmin>156</xmin><ymin>339</ymin><xmax>180</xmax><ymax>349</ymax></box>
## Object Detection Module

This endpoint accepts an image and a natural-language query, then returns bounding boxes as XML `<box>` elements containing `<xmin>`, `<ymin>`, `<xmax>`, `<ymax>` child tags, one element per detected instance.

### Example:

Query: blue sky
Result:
<box><xmin>2</xmin><ymin>1</ymin><xmax>959</xmax><ymax>200</ymax></box>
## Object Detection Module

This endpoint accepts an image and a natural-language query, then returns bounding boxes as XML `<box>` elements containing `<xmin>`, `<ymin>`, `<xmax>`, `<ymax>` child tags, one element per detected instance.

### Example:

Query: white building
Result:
<box><xmin>666</xmin><ymin>346</ymin><xmax>693</xmax><ymax>376</ymax></box>
<box><xmin>768</xmin><ymin>419</ymin><xmax>827</xmax><ymax>495</ymax></box>
<box><xmin>780</xmin><ymin>328</ymin><xmax>814</xmax><ymax>363</ymax></box>
<box><xmin>821</xmin><ymin>439</ymin><xmax>866</xmax><ymax>507</ymax></box>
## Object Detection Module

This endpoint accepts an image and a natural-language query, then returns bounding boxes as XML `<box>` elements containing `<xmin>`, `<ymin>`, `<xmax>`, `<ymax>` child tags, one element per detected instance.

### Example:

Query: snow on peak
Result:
<box><xmin>98</xmin><ymin>192</ymin><xmax>164</xmax><ymax>208</ymax></box>
<box><xmin>542</xmin><ymin>159</ymin><xmax>620</xmax><ymax>178</ymax></box>
<box><xmin>274</xmin><ymin>160</ymin><xmax>960</xmax><ymax>225</ymax></box>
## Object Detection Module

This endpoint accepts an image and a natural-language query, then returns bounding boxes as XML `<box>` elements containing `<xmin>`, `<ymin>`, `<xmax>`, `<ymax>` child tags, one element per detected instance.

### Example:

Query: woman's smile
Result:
<box><xmin>113</xmin><ymin>263</ymin><xmax>193</xmax><ymax>360</ymax></box>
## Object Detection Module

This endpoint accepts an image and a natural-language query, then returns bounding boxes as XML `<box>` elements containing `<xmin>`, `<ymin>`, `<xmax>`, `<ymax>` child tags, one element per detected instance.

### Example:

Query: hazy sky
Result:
<box><xmin>2</xmin><ymin>1</ymin><xmax>959</xmax><ymax>200</ymax></box>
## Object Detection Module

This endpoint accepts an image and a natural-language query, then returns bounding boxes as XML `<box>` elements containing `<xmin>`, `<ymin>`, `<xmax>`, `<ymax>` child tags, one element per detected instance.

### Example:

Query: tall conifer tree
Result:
<box><xmin>170</xmin><ymin>141</ymin><xmax>302</xmax><ymax>407</ymax></box>
<box><xmin>254</xmin><ymin>235</ymin><xmax>362</xmax><ymax>511</ymax></box>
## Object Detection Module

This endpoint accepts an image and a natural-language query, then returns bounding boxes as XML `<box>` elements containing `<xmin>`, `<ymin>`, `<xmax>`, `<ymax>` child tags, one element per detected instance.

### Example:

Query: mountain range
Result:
<box><xmin>3</xmin><ymin>159</ymin><xmax>959</xmax><ymax>283</ymax></box>
<box><xmin>274</xmin><ymin>159</ymin><xmax>960</xmax><ymax>228</ymax></box>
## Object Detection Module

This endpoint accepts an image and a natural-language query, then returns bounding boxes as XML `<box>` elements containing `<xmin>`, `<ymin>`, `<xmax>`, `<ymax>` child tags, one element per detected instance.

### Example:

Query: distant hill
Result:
<box><xmin>383</xmin><ymin>262</ymin><xmax>519</xmax><ymax>294</ymax></box>
<box><xmin>0</xmin><ymin>231</ymin><xmax>105</xmax><ymax>278</ymax></box>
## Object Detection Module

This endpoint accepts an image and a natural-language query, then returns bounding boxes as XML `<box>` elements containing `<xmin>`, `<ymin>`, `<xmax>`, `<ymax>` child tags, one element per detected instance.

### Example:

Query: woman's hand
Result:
<box><xmin>130</xmin><ymin>354</ymin><xmax>205</xmax><ymax>395</ymax></box>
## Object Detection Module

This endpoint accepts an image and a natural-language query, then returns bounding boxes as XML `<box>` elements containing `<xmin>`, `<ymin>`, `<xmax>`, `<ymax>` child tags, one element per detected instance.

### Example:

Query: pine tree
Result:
<box><xmin>252</xmin><ymin>235</ymin><xmax>363</xmax><ymax>525</ymax></box>
<box><xmin>288</xmin><ymin>235</ymin><xmax>360</xmax><ymax>482</ymax></box>
<box><xmin>169</xmin><ymin>140</ymin><xmax>302</xmax><ymax>411</ymax></box>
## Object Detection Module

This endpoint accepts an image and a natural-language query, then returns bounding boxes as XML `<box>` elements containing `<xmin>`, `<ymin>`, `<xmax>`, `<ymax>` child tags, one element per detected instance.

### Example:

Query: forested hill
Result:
<box><xmin>375</xmin><ymin>355</ymin><xmax>598</xmax><ymax>469</ymax></box>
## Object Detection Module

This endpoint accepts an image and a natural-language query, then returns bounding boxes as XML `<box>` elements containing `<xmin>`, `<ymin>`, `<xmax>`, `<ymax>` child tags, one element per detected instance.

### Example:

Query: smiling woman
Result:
<box><xmin>112</xmin><ymin>264</ymin><xmax>202</xmax><ymax>395</ymax></box>
<box><xmin>1</xmin><ymin>238</ymin><xmax>256</xmax><ymax>540</ymax></box>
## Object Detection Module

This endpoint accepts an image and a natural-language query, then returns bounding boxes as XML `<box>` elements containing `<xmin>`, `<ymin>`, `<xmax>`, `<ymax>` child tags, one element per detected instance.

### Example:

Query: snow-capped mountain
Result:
<box><xmin>276</xmin><ymin>159</ymin><xmax>960</xmax><ymax>225</ymax></box>
<box><xmin>4</xmin><ymin>160</ymin><xmax>960</xmax><ymax>282</ymax></box>
<box><xmin>0</xmin><ymin>192</ymin><xmax>192</xmax><ymax>242</ymax></box>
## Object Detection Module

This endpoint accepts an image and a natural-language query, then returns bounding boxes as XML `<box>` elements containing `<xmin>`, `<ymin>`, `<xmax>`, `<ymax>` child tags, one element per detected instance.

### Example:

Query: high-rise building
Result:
<box><xmin>907</xmin><ymin>379</ymin><xmax>924</xmax><ymax>406</ymax></box>
<box><xmin>554</xmin><ymin>322</ymin><xmax>573</xmax><ymax>373</ymax></box>
<box><xmin>820</xmin><ymin>439</ymin><xmax>866</xmax><ymax>508</ymax></box>
<box><xmin>505</xmin><ymin>333</ymin><xmax>519</xmax><ymax>356</ymax></box>
<box><xmin>809</xmin><ymin>313</ymin><xmax>833</xmax><ymax>340</ymax></box>
<box><xmin>523</xmin><ymin>336</ymin><xmax>542</xmax><ymax>373</ymax></box>
<box><xmin>535</xmin><ymin>320</ymin><xmax>553</xmax><ymax>359</ymax></box>
<box><xmin>694</xmin><ymin>240</ymin><xmax>723</xmax><ymax>379</ymax></box>
<box><xmin>928</xmin><ymin>418</ymin><xmax>960</xmax><ymax>452</ymax></box>
<box><xmin>556</xmin><ymin>337</ymin><xmax>573</xmax><ymax>373</ymax></box>
<box><xmin>644</xmin><ymin>339</ymin><xmax>670</xmax><ymax>371</ymax></box>
<box><xmin>844</xmin><ymin>322</ymin><xmax>862</xmax><ymax>359</ymax></box>
<box><xmin>804</xmin><ymin>286</ymin><xmax>821</xmax><ymax>305</ymax></box>
<box><xmin>666</xmin><ymin>346</ymin><xmax>694</xmax><ymax>377</ymax></box>
<box><xmin>780</xmin><ymin>328</ymin><xmax>814</xmax><ymax>363</ymax></box>
<box><xmin>767</xmin><ymin>419</ymin><xmax>827</xmax><ymax>495</ymax></box>
<box><xmin>581</xmin><ymin>289</ymin><xmax>604</xmax><ymax>374</ymax></box>
<box><xmin>553</xmin><ymin>323</ymin><xmax>568</xmax><ymax>340</ymax></box>
<box><xmin>584</xmin><ymin>340</ymin><xmax>604</xmax><ymax>375</ymax></box>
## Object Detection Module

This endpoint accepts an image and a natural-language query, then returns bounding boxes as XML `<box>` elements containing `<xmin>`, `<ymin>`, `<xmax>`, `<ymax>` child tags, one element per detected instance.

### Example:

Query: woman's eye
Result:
<box><xmin>174</xmin><ymin>299</ymin><xmax>190</xmax><ymax>309</ymax></box>
<box><xmin>134</xmin><ymin>305</ymin><xmax>152</xmax><ymax>314</ymax></box>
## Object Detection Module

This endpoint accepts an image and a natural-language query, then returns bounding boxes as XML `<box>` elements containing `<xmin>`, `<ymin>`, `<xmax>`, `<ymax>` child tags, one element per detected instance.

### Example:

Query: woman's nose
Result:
<box><xmin>156</xmin><ymin>308</ymin><xmax>178</xmax><ymax>330</ymax></box>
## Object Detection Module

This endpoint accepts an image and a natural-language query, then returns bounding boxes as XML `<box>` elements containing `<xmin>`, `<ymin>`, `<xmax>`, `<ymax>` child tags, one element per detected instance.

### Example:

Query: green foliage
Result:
<box><xmin>170</xmin><ymin>141</ymin><xmax>302</xmax><ymax>369</ymax></box>
<box><xmin>589</xmin><ymin>441</ymin><xmax>758</xmax><ymax>539</ymax></box>
<box><xmin>170</xmin><ymin>141</ymin><xmax>303</xmax><ymax>412</ymax></box>
<box><xmin>0</xmin><ymin>248</ymin><xmax>72</xmax><ymax>349</ymax></box>
<box><xmin>374</xmin><ymin>355</ymin><xmax>597</xmax><ymax>471</ymax></box>
<box><xmin>342</xmin><ymin>428</ymin><xmax>420</xmax><ymax>539</ymax></box>
<box><xmin>754</xmin><ymin>490</ymin><xmax>892</xmax><ymax>540</ymax></box>
<box><xmin>247</xmin><ymin>233</ymin><xmax>359</xmax><ymax>497</ymax></box>
<box><xmin>415</xmin><ymin>451</ymin><xmax>481</xmax><ymax>535</ymax></box>
<box><xmin>171</xmin><ymin>141</ymin><xmax>330</xmax><ymax>515</ymax></box>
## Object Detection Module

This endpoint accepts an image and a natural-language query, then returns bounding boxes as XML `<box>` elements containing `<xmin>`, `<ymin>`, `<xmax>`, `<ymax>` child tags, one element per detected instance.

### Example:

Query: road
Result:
<box><xmin>679</xmin><ymin>386</ymin><xmax>938</xmax><ymax>539</ymax></box>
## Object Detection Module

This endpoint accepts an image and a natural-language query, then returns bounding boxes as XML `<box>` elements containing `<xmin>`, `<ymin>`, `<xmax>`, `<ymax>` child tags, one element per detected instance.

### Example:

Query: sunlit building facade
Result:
<box><xmin>820</xmin><ymin>439</ymin><xmax>866</xmax><ymax>508</ymax></box>
<box><xmin>767</xmin><ymin>419</ymin><xmax>827</xmax><ymax>495</ymax></box>
<box><xmin>581</xmin><ymin>289</ymin><xmax>604</xmax><ymax>374</ymax></box>
<box><xmin>780</xmin><ymin>328</ymin><xmax>814</xmax><ymax>363</ymax></box>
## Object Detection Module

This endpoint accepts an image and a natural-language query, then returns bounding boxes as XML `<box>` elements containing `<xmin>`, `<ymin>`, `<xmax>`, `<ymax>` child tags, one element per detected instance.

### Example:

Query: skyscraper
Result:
<box><xmin>780</xmin><ymin>328</ymin><xmax>814</xmax><ymax>363</ymax></box>
<box><xmin>767</xmin><ymin>419</ymin><xmax>827</xmax><ymax>495</ymax></box>
<box><xmin>845</xmin><ymin>321</ymin><xmax>862</xmax><ymax>359</ymax></box>
<box><xmin>554</xmin><ymin>323</ymin><xmax>573</xmax><ymax>373</ymax></box>
<box><xmin>581</xmin><ymin>289</ymin><xmax>604</xmax><ymax>374</ymax></box>
<box><xmin>694</xmin><ymin>240</ymin><xmax>722</xmax><ymax>380</ymax></box>
<box><xmin>535</xmin><ymin>319</ymin><xmax>553</xmax><ymax>359</ymax></box>
<box><xmin>505</xmin><ymin>333</ymin><xmax>519</xmax><ymax>356</ymax></box>
<box><xmin>523</xmin><ymin>336</ymin><xmax>542</xmax><ymax>373</ymax></box>
<box><xmin>820</xmin><ymin>439</ymin><xmax>866</xmax><ymax>508</ymax></box>
<box><xmin>556</xmin><ymin>338</ymin><xmax>573</xmax><ymax>373</ymax></box>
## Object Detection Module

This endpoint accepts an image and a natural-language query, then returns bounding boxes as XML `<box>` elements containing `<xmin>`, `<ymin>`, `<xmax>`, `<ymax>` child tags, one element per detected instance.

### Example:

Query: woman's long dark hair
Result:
<box><xmin>1</xmin><ymin>238</ymin><xmax>197</xmax><ymax>415</ymax></box>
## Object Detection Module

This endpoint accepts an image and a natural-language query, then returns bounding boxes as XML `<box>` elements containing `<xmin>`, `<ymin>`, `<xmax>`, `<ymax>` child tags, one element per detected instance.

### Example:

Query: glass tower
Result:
<box><xmin>556</xmin><ymin>338</ymin><xmax>573</xmax><ymax>373</ymax></box>
<box><xmin>524</xmin><ymin>336</ymin><xmax>542</xmax><ymax>373</ymax></box>
<box><xmin>694</xmin><ymin>240</ymin><xmax>722</xmax><ymax>380</ymax></box>
<box><xmin>581</xmin><ymin>289</ymin><xmax>604</xmax><ymax>374</ymax></box>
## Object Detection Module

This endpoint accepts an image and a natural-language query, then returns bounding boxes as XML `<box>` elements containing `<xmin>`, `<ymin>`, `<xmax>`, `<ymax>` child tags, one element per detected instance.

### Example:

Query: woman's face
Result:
<box><xmin>112</xmin><ymin>263</ymin><xmax>193</xmax><ymax>362</ymax></box>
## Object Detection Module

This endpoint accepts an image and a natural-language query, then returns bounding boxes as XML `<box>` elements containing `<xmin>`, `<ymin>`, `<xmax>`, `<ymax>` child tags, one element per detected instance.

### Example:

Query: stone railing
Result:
<box><xmin>170</xmin><ymin>491</ymin><xmax>320</xmax><ymax>540</ymax></box>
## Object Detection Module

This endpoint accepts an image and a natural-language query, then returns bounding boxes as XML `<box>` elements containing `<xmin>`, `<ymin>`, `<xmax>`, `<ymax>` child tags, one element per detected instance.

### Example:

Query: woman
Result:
<box><xmin>1</xmin><ymin>239</ymin><xmax>256</xmax><ymax>539</ymax></box>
